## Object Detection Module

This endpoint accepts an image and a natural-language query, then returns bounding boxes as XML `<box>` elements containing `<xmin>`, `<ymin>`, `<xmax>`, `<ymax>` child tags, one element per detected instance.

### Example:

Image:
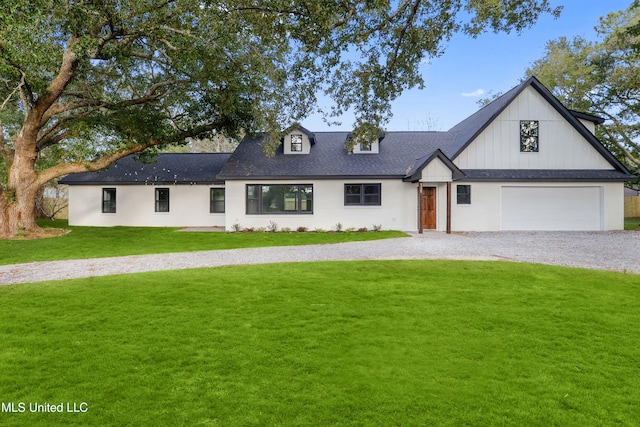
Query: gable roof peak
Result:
<box><xmin>285</xmin><ymin>124</ymin><xmax>316</xmax><ymax>145</ymax></box>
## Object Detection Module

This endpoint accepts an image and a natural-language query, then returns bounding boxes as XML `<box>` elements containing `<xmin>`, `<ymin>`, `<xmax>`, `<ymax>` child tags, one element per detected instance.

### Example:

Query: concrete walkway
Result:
<box><xmin>1</xmin><ymin>231</ymin><xmax>638</xmax><ymax>285</ymax></box>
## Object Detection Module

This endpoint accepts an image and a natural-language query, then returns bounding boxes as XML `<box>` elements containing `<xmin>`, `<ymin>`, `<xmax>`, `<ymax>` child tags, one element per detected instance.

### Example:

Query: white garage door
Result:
<box><xmin>501</xmin><ymin>186</ymin><xmax>603</xmax><ymax>231</ymax></box>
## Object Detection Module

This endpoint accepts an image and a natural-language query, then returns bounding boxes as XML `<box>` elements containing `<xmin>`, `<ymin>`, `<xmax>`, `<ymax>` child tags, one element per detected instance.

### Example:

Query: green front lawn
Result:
<box><xmin>625</xmin><ymin>217</ymin><xmax>640</xmax><ymax>230</ymax></box>
<box><xmin>0</xmin><ymin>220</ymin><xmax>407</xmax><ymax>265</ymax></box>
<box><xmin>0</xmin><ymin>261</ymin><xmax>638</xmax><ymax>426</ymax></box>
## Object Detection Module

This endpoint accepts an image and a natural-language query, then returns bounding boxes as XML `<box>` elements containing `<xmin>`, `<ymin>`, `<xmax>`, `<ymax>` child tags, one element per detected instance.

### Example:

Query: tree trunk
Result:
<box><xmin>1</xmin><ymin>137</ymin><xmax>41</xmax><ymax>239</ymax></box>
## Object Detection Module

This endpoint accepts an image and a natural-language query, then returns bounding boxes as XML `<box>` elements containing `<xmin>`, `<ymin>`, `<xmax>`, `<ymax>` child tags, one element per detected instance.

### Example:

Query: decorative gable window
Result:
<box><xmin>520</xmin><ymin>120</ymin><xmax>539</xmax><ymax>152</ymax></box>
<box><xmin>290</xmin><ymin>134</ymin><xmax>303</xmax><ymax>152</ymax></box>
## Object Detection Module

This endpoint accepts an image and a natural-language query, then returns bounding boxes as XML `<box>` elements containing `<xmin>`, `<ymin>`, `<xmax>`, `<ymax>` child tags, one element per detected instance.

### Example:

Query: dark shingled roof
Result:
<box><xmin>60</xmin><ymin>153</ymin><xmax>232</xmax><ymax>185</ymax></box>
<box><xmin>217</xmin><ymin>131</ymin><xmax>456</xmax><ymax>180</ymax></box>
<box><xmin>60</xmin><ymin>78</ymin><xmax>636</xmax><ymax>185</ymax></box>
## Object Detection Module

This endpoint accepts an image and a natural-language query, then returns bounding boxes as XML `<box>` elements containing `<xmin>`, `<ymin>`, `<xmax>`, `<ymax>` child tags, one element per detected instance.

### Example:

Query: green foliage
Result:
<box><xmin>0</xmin><ymin>0</ymin><xmax>560</xmax><ymax>169</ymax></box>
<box><xmin>0</xmin><ymin>261</ymin><xmax>638</xmax><ymax>425</ymax></box>
<box><xmin>527</xmin><ymin>2</ymin><xmax>640</xmax><ymax>175</ymax></box>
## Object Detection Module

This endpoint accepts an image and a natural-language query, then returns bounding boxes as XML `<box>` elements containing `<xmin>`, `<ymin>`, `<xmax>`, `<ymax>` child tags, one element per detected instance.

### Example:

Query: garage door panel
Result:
<box><xmin>501</xmin><ymin>186</ymin><xmax>603</xmax><ymax>231</ymax></box>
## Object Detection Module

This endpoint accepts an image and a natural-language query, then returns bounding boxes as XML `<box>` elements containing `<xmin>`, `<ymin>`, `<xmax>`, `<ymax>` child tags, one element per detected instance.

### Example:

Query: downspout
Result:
<box><xmin>418</xmin><ymin>181</ymin><xmax>423</xmax><ymax>234</ymax></box>
<box><xmin>446</xmin><ymin>182</ymin><xmax>452</xmax><ymax>234</ymax></box>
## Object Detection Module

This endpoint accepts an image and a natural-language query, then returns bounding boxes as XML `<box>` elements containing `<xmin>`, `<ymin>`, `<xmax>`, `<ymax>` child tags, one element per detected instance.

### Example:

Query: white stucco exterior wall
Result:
<box><xmin>67</xmin><ymin>185</ymin><xmax>226</xmax><ymax>227</ymax></box>
<box><xmin>450</xmin><ymin>181</ymin><xmax>624</xmax><ymax>231</ymax></box>
<box><xmin>224</xmin><ymin>179</ymin><xmax>419</xmax><ymax>231</ymax></box>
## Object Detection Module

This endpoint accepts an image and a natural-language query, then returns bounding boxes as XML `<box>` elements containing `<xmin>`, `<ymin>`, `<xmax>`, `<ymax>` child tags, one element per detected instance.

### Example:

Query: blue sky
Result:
<box><xmin>304</xmin><ymin>0</ymin><xmax>633</xmax><ymax>132</ymax></box>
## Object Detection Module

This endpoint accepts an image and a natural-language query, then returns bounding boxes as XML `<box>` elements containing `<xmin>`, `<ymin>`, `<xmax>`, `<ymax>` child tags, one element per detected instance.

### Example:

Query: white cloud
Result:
<box><xmin>460</xmin><ymin>89</ymin><xmax>487</xmax><ymax>97</ymax></box>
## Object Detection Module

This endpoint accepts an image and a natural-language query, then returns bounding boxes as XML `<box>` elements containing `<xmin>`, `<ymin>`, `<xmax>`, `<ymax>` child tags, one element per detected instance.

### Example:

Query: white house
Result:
<box><xmin>61</xmin><ymin>77</ymin><xmax>635</xmax><ymax>232</ymax></box>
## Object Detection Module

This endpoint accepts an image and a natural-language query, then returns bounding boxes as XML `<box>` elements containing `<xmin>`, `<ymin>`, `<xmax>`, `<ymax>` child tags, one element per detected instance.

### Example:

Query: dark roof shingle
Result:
<box><xmin>60</xmin><ymin>153</ymin><xmax>231</xmax><ymax>185</ymax></box>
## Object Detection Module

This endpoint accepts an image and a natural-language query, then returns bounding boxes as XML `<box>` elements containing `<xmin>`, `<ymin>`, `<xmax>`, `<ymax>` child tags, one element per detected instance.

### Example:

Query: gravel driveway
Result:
<box><xmin>1</xmin><ymin>231</ymin><xmax>638</xmax><ymax>285</ymax></box>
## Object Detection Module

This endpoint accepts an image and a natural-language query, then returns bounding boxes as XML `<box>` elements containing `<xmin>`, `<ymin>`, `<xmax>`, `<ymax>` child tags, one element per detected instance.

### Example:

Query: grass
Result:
<box><xmin>625</xmin><ymin>217</ymin><xmax>640</xmax><ymax>230</ymax></box>
<box><xmin>0</xmin><ymin>220</ymin><xmax>407</xmax><ymax>265</ymax></box>
<box><xmin>0</xmin><ymin>260</ymin><xmax>638</xmax><ymax>426</ymax></box>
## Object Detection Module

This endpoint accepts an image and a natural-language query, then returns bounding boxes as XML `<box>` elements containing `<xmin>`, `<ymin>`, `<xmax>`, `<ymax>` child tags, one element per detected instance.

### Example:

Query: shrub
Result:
<box><xmin>335</xmin><ymin>222</ymin><xmax>343</xmax><ymax>232</ymax></box>
<box><xmin>281</xmin><ymin>227</ymin><xmax>291</xmax><ymax>233</ymax></box>
<box><xmin>314</xmin><ymin>228</ymin><xmax>326</xmax><ymax>233</ymax></box>
<box><xmin>232</xmin><ymin>223</ymin><xmax>242</xmax><ymax>232</ymax></box>
<box><xmin>296</xmin><ymin>226</ymin><xmax>308</xmax><ymax>233</ymax></box>
<box><xmin>268</xmin><ymin>221</ymin><xmax>278</xmax><ymax>232</ymax></box>
<box><xmin>372</xmin><ymin>224</ymin><xmax>382</xmax><ymax>232</ymax></box>
<box><xmin>357</xmin><ymin>227</ymin><xmax>369</xmax><ymax>233</ymax></box>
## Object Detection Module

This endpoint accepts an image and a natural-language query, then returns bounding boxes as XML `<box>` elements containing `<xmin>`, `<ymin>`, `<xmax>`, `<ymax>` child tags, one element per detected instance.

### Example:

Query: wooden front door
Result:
<box><xmin>421</xmin><ymin>187</ymin><xmax>437</xmax><ymax>230</ymax></box>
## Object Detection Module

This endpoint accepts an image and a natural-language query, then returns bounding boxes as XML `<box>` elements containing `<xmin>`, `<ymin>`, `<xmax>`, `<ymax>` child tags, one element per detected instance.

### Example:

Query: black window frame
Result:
<box><xmin>359</xmin><ymin>142</ymin><xmax>372</xmax><ymax>152</ymax></box>
<box><xmin>290</xmin><ymin>134</ymin><xmax>303</xmax><ymax>152</ymax></box>
<box><xmin>344</xmin><ymin>184</ymin><xmax>382</xmax><ymax>206</ymax></box>
<box><xmin>520</xmin><ymin>120</ymin><xmax>539</xmax><ymax>152</ymax></box>
<box><xmin>246</xmin><ymin>184</ymin><xmax>313</xmax><ymax>214</ymax></box>
<box><xmin>102</xmin><ymin>188</ymin><xmax>117</xmax><ymax>213</ymax></box>
<box><xmin>210</xmin><ymin>188</ymin><xmax>225</xmax><ymax>213</ymax></box>
<box><xmin>155</xmin><ymin>188</ymin><xmax>170</xmax><ymax>212</ymax></box>
<box><xmin>456</xmin><ymin>185</ymin><xmax>471</xmax><ymax>205</ymax></box>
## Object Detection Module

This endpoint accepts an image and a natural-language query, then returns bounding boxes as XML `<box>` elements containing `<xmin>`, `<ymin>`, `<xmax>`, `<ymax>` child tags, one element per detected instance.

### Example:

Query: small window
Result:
<box><xmin>520</xmin><ymin>120</ymin><xmax>539</xmax><ymax>152</ymax></box>
<box><xmin>344</xmin><ymin>184</ymin><xmax>381</xmax><ymax>206</ymax></box>
<box><xmin>155</xmin><ymin>188</ymin><xmax>170</xmax><ymax>212</ymax></box>
<box><xmin>359</xmin><ymin>142</ymin><xmax>372</xmax><ymax>152</ymax></box>
<box><xmin>210</xmin><ymin>188</ymin><xmax>225</xmax><ymax>213</ymax></box>
<box><xmin>290</xmin><ymin>134</ymin><xmax>303</xmax><ymax>152</ymax></box>
<box><xmin>457</xmin><ymin>185</ymin><xmax>471</xmax><ymax>204</ymax></box>
<box><xmin>102</xmin><ymin>188</ymin><xmax>116</xmax><ymax>213</ymax></box>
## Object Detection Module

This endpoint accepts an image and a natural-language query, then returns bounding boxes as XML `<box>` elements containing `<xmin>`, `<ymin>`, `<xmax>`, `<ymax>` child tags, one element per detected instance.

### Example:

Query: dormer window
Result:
<box><xmin>290</xmin><ymin>134</ymin><xmax>303</xmax><ymax>152</ymax></box>
<box><xmin>520</xmin><ymin>120</ymin><xmax>539</xmax><ymax>152</ymax></box>
<box><xmin>359</xmin><ymin>142</ymin><xmax>372</xmax><ymax>152</ymax></box>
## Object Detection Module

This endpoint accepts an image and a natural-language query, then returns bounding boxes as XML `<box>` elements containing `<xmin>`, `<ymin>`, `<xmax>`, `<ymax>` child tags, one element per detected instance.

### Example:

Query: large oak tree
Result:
<box><xmin>0</xmin><ymin>0</ymin><xmax>560</xmax><ymax>237</ymax></box>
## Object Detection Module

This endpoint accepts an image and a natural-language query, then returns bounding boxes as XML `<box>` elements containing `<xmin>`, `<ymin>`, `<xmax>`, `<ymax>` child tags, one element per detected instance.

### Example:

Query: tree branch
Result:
<box><xmin>35</xmin><ymin>122</ymin><xmax>217</xmax><ymax>187</ymax></box>
<box><xmin>30</xmin><ymin>43</ymin><xmax>79</xmax><ymax>127</ymax></box>
<box><xmin>600</xmin><ymin>113</ymin><xmax>640</xmax><ymax>167</ymax></box>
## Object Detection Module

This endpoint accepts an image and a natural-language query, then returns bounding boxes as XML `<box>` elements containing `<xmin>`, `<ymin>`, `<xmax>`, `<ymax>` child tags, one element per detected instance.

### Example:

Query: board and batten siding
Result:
<box><xmin>454</xmin><ymin>86</ymin><xmax>613</xmax><ymax>170</ymax></box>
<box><xmin>67</xmin><ymin>185</ymin><xmax>226</xmax><ymax>227</ymax></box>
<box><xmin>420</xmin><ymin>158</ymin><xmax>453</xmax><ymax>182</ymax></box>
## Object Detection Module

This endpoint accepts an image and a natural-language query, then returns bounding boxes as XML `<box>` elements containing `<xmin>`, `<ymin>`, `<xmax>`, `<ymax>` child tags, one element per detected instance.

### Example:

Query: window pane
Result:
<box><xmin>345</xmin><ymin>185</ymin><xmax>361</xmax><ymax>195</ymax></box>
<box><xmin>291</xmin><ymin>134</ymin><xmax>302</xmax><ymax>151</ymax></box>
<box><xmin>345</xmin><ymin>184</ymin><xmax>381</xmax><ymax>205</ymax></box>
<box><xmin>284</xmin><ymin>190</ymin><xmax>298</xmax><ymax>211</ymax></box>
<box><xmin>363</xmin><ymin>194</ymin><xmax>380</xmax><ymax>205</ymax></box>
<box><xmin>247</xmin><ymin>184</ymin><xmax>312</xmax><ymax>214</ymax></box>
<box><xmin>262</xmin><ymin>185</ymin><xmax>280</xmax><ymax>212</ymax></box>
<box><xmin>247</xmin><ymin>185</ymin><xmax>259</xmax><ymax>214</ymax></box>
<box><xmin>102</xmin><ymin>188</ymin><xmax>116</xmax><ymax>213</ymax></box>
<box><xmin>363</xmin><ymin>185</ymin><xmax>381</xmax><ymax>205</ymax></box>
<box><xmin>210</xmin><ymin>188</ymin><xmax>225</xmax><ymax>213</ymax></box>
<box><xmin>457</xmin><ymin>185</ymin><xmax>471</xmax><ymax>204</ymax></box>
<box><xmin>155</xmin><ymin>188</ymin><xmax>169</xmax><ymax>212</ymax></box>
<box><xmin>520</xmin><ymin>121</ymin><xmax>539</xmax><ymax>152</ymax></box>
<box><xmin>300</xmin><ymin>185</ymin><xmax>313</xmax><ymax>212</ymax></box>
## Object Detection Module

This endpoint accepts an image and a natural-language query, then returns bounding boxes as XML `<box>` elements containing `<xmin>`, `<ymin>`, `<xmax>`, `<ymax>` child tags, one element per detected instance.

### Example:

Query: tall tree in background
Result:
<box><xmin>527</xmin><ymin>2</ymin><xmax>640</xmax><ymax>180</ymax></box>
<box><xmin>0</xmin><ymin>0</ymin><xmax>561</xmax><ymax>237</ymax></box>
